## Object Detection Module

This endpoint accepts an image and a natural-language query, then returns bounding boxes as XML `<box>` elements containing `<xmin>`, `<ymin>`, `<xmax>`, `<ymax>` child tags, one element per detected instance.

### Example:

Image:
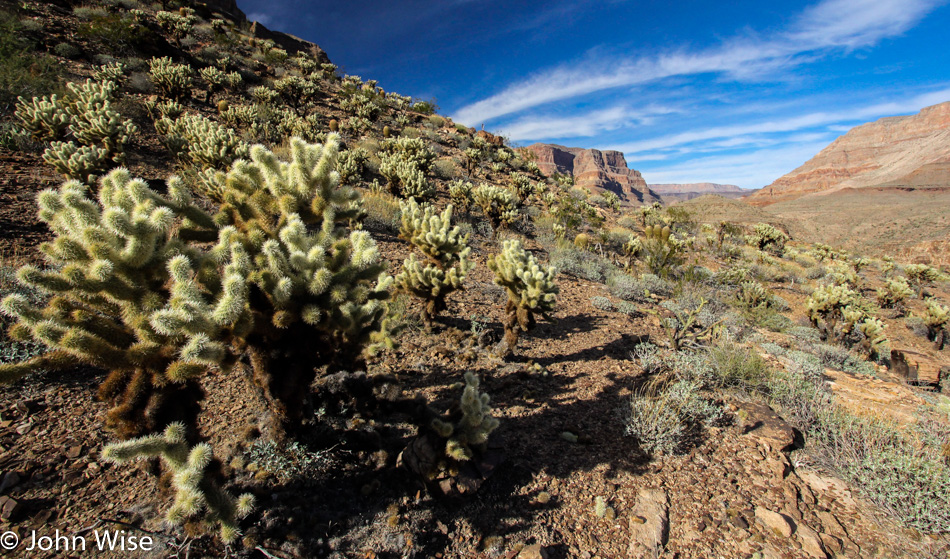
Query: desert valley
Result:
<box><xmin>0</xmin><ymin>1</ymin><xmax>949</xmax><ymax>558</ymax></box>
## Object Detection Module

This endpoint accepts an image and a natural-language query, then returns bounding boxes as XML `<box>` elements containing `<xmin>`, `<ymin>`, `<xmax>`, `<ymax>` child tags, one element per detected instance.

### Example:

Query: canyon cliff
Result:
<box><xmin>749</xmin><ymin>101</ymin><xmax>950</xmax><ymax>206</ymax></box>
<box><xmin>649</xmin><ymin>183</ymin><xmax>750</xmax><ymax>203</ymax></box>
<box><xmin>525</xmin><ymin>144</ymin><xmax>660</xmax><ymax>205</ymax></box>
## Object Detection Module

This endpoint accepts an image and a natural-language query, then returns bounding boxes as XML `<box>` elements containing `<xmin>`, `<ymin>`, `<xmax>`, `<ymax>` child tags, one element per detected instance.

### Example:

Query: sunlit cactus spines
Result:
<box><xmin>472</xmin><ymin>184</ymin><xmax>519</xmax><ymax>234</ymax></box>
<box><xmin>488</xmin><ymin>239</ymin><xmax>558</xmax><ymax>356</ymax></box>
<box><xmin>103</xmin><ymin>423</ymin><xmax>254</xmax><ymax>543</ymax></box>
<box><xmin>434</xmin><ymin>372</ymin><xmax>500</xmax><ymax>462</ymax></box>
<box><xmin>858</xmin><ymin>317</ymin><xmax>888</xmax><ymax>360</ymax></box>
<box><xmin>922</xmin><ymin>299</ymin><xmax>949</xmax><ymax>350</ymax></box>
<box><xmin>394</xmin><ymin>200</ymin><xmax>474</xmax><ymax>327</ymax></box>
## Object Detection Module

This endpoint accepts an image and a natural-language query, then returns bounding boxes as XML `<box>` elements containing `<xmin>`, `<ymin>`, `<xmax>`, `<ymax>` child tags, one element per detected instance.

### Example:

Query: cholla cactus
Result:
<box><xmin>157</xmin><ymin>114</ymin><xmax>248</xmax><ymax>169</ymax></box>
<box><xmin>509</xmin><ymin>173</ymin><xmax>535</xmax><ymax>201</ymax></box>
<box><xmin>850</xmin><ymin>256</ymin><xmax>871</xmax><ymax>273</ymax></box>
<box><xmin>448</xmin><ymin>180</ymin><xmax>474</xmax><ymax>213</ymax></box>
<box><xmin>103</xmin><ymin>423</ymin><xmax>254</xmax><ymax>543</ymax></box>
<box><xmin>639</xmin><ymin>224</ymin><xmax>686</xmax><ymax>278</ymax></box>
<box><xmin>65</xmin><ymin>79</ymin><xmax>137</xmax><ymax>160</ymax></box>
<box><xmin>602</xmin><ymin>190</ymin><xmax>621</xmax><ymax>211</ymax></box>
<box><xmin>876</xmin><ymin>277</ymin><xmax>913</xmax><ymax>310</ymax></box>
<box><xmin>379</xmin><ymin>137</ymin><xmax>435</xmax><ymax>199</ymax></box>
<box><xmin>394</xmin><ymin>200</ymin><xmax>474</xmax><ymax>326</ymax></box>
<box><xmin>149</xmin><ymin>57</ymin><xmax>194</xmax><ymax>100</ymax></box>
<box><xmin>904</xmin><ymin>264</ymin><xmax>944</xmax><ymax>296</ymax></box>
<box><xmin>858</xmin><ymin>317</ymin><xmax>888</xmax><ymax>360</ymax></box>
<box><xmin>93</xmin><ymin>62</ymin><xmax>126</xmax><ymax>85</ymax></box>
<box><xmin>199</xmin><ymin>66</ymin><xmax>227</xmax><ymax>100</ymax></box>
<box><xmin>274</xmin><ymin>76</ymin><xmax>318</xmax><ymax>109</ymax></box>
<box><xmin>432</xmin><ymin>373</ymin><xmax>500</xmax><ymax>461</ymax></box>
<box><xmin>1</xmin><ymin>135</ymin><xmax>393</xmax><ymax>440</ymax></box>
<box><xmin>337</xmin><ymin>147</ymin><xmax>368</xmax><ymax>185</ymax></box>
<box><xmin>14</xmin><ymin>94</ymin><xmax>69</xmax><ymax>140</ymax></box>
<box><xmin>806</xmin><ymin>284</ymin><xmax>866</xmax><ymax>342</ymax></box>
<box><xmin>488</xmin><ymin>240</ymin><xmax>558</xmax><ymax>356</ymax></box>
<box><xmin>737</xmin><ymin>281</ymin><xmax>771</xmax><ymax>309</ymax></box>
<box><xmin>922</xmin><ymin>300</ymin><xmax>949</xmax><ymax>350</ymax></box>
<box><xmin>472</xmin><ymin>184</ymin><xmax>518</xmax><ymax>234</ymax></box>
<box><xmin>747</xmin><ymin>223</ymin><xmax>788</xmax><ymax>254</ymax></box>
<box><xmin>42</xmin><ymin>141</ymin><xmax>112</xmax><ymax>182</ymax></box>
<box><xmin>155</xmin><ymin>10</ymin><xmax>197</xmax><ymax>44</ymax></box>
<box><xmin>250</xmin><ymin>86</ymin><xmax>280</xmax><ymax>105</ymax></box>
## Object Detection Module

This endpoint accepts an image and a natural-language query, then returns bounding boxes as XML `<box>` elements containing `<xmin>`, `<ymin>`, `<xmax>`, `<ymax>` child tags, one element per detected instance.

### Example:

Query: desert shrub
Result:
<box><xmin>361</xmin><ymin>191</ymin><xmax>402</xmax><ymax>234</ymax></box>
<box><xmin>607</xmin><ymin>272</ymin><xmax>673</xmax><ymax>302</ymax></box>
<box><xmin>552</xmin><ymin>247</ymin><xmax>615</xmax><ymax>282</ymax></box>
<box><xmin>0</xmin><ymin>10</ymin><xmax>62</xmax><ymax>108</ymax></box>
<box><xmin>433</xmin><ymin>158</ymin><xmax>459</xmax><ymax>180</ymax></box>
<box><xmin>590</xmin><ymin>296</ymin><xmax>613</xmax><ymax>311</ymax></box>
<box><xmin>412</xmin><ymin>99</ymin><xmax>438</xmax><ymax>114</ymax></box>
<box><xmin>76</xmin><ymin>11</ymin><xmax>149</xmax><ymax>54</ymax></box>
<box><xmin>653</xmin><ymin>298</ymin><xmax>722</xmax><ymax>351</ymax></box>
<box><xmin>625</xmin><ymin>379</ymin><xmax>721</xmax><ymax>455</ymax></box>
<box><xmin>54</xmin><ymin>42</ymin><xmax>81</xmax><ymax>59</ymax></box>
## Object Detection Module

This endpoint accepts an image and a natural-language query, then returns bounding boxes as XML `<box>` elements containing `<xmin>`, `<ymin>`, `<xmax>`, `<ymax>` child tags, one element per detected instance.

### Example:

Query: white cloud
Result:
<box><xmin>247</xmin><ymin>12</ymin><xmax>273</xmax><ymax>26</ymax></box>
<box><xmin>639</xmin><ymin>141</ymin><xmax>834</xmax><ymax>188</ymax></box>
<box><xmin>496</xmin><ymin>104</ymin><xmax>679</xmax><ymax>141</ymax></box>
<box><xmin>452</xmin><ymin>0</ymin><xmax>944</xmax><ymax>124</ymax></box>
<box><xmin>604</xmin><ymin>87</ymin><xmax>950</xmax><ymax>155</ymax></box>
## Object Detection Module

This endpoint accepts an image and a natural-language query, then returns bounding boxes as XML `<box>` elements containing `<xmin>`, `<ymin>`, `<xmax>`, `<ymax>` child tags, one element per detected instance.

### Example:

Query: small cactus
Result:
<box><xmin>382</xmin><ymin>125</ymin><xmax>391</xmax><ymax>138</ymax></box>
<box><xmin>217</xmin><ymin>99</ymin><xmax>229</xmax><ymax>113</ymax></box>
<box><xmin>329</xmin><ymin>118</ymin><xmax>339</xmax><ymax>132</ymax></box>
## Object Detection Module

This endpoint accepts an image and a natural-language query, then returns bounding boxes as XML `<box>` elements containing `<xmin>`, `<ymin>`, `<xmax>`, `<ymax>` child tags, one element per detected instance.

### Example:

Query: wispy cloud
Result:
<box><xmin>452</xmin><ymin>0</ymin><xmax>944</xmax><ymax>124</ymax></box>
<box><xmin>497</xmin><ymin>104</ymin><xmax>680</xmax><ymax>140</ymax></box>
<box><xmin>605</xmin><ymin>87</ymin><xmax>950</xmax><ymax>156</ymax></box>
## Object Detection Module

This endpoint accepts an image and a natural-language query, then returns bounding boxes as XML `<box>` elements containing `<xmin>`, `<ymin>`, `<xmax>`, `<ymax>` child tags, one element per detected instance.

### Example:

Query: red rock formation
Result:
<box><xmin>526</xmin><ymin>143</ymin><xmax>660</xmax><ymax>205</ymax></box>
<box><xmin>749</xmin><ymin>101</ymin><xmax>950</xmax><ymax>206</ymax></box>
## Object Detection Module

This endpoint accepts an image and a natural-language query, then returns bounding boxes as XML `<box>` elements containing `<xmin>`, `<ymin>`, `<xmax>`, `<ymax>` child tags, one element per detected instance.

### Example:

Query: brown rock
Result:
<box><xmin>797</xmin><ymin>526</ymin><xmax>829</xmax><ymax>559</ymax></box>
<box><xmin>749</xmin><ymin>101</ymin><xmax>950</xmax><ymax>205</ymax></box>
<box><xmin>890</xmin><ymin>348</ymin><xmax>943</xmax><ymax>386</ymax></box>
<box><xmin>754</xmin><ymin>506</ymin><xmax>795</xmax><ymax>538</ymax></box>
<box><xmin>517</xmin><ymin>543</ymin><xmax>548</xmax><ymax>559</ymax></box>
<box><xmin>649</xmin><ymin>183</ymin><xmax>750</xmax><ymax>203</ymax></box>
<box><xmin>0</xmin><ymin>496</ymin><xmax>20</xmax><ymax>521</ymax></box>
<box><xmin>627</xmin><ymin>489</ymin><xmax>669</xmax><ymax>556</ymax></box>
<box><xmin>525</xmin><ymin>144</ymin><xmax>660</xmax><ymax>205</ymax></box>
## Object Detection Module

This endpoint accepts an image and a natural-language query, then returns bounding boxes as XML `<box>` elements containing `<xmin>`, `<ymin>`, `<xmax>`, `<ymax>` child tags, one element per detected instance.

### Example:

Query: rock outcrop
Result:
<box><xmin>650</xmin><ymin>183</ymin><xmax>751</xmax><ymax>203</ymax></box>
<box><xmin>525</xmin><ymin>144</ymin><xmax>660</xmax><ymax>205</ymax></box>
<box><xmin>749</xmin><ymin>101</ymin><xmax>950</xmax><ymax>205</ymax></box>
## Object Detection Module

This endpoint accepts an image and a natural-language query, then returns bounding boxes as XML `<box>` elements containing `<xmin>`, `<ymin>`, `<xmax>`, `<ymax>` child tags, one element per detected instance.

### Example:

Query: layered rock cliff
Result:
<box><xmin>649</xmin><ymin>183</ymin><xmax>750</xmax><ymax>203</ymax></box>
<box><xmin>526</xmin><ymin>144</ymin><xmax>661</xmax><ymax>205</ymax></box>
<box><xmin>749</xmin><ymin>101</ymin><xmax>950</xmax><ymax>205</ymax></box>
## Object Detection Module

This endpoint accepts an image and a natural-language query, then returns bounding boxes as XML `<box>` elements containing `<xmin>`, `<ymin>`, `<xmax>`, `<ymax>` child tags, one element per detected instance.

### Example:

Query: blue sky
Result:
<box><xmin>238</xmin><ymin>0</ymin><xmax>950</xmax><ymax>188</ymax></box>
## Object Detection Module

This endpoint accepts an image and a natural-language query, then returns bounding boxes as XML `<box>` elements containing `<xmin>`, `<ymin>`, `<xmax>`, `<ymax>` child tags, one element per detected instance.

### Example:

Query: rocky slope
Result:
<box><xmin>749</xmin><ymin>101</ymin><xmax>950</xmax><ymax>205</ymax></box>
<box><xmin>526</xmin><ymin>143</ymin><xmax>661</xmax><ymax>205</ymax></box>
<box><xmin>650</xmin><ymin>182</ymin><xmax>750</xmax><ymax>203</ymax></box>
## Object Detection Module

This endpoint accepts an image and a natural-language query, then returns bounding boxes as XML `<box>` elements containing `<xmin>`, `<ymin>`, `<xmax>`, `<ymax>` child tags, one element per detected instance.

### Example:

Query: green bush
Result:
<box><xmin>0</xmin><ymin>10</ymin><xmax>62</xmax><ymax>108</ymax></box>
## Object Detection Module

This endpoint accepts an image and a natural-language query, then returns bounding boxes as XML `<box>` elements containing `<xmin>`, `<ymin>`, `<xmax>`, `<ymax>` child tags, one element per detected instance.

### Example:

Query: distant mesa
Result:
<box><xmin>648</xmin><ymin>183</ymin><xmax>753</xmax><ymax>204</ymax></box>
<box><xmin>749</xmin><ymin>101</ymin><xmax>950</xmax><ymax>206</ymax></box>
<box><xmin>525</xmin><ymin>143</ymin><xmax>661</xmax><ymax>205</ymax></box>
